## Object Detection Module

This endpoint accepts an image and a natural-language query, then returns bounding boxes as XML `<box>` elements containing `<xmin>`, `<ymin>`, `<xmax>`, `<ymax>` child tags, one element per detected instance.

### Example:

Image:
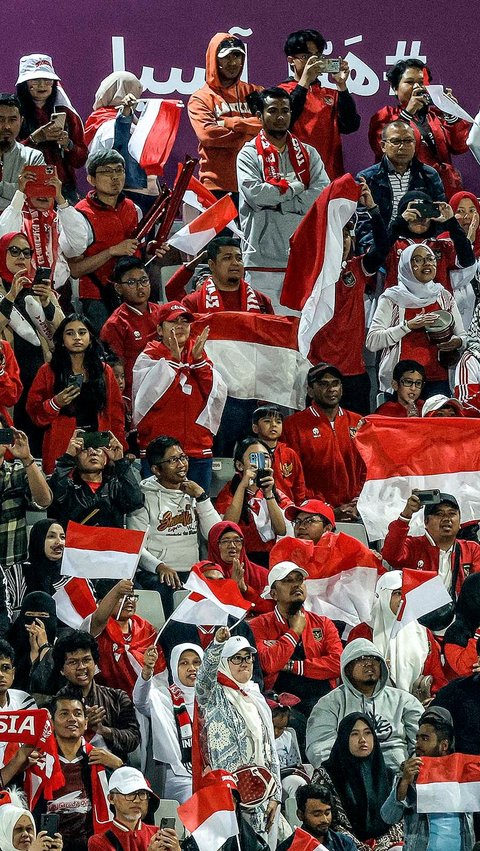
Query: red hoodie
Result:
<box><xmin>187</xmin><ymin>32</ymin><xmax>262</xmax><ymax>191</ymax></box>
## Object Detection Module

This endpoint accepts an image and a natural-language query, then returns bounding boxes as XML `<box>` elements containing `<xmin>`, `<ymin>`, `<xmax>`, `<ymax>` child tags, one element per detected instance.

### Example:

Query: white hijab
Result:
<box><xmin>170</xmin><ymin>642</ymin><xmax>203</xmax><ymax>714</ymax></box>
<box><xmin>384</xmin><ymin>243</ymin><xmax>444</xmax><ymax>308</ymax></box>
<box><xmin>0</xmin><ymin>805</ymin><xmax>35</xmax><ymax>851</ymax></box>
<box><xmin>93</xmin><ymin>72</ymin><xmax>143</xmax><ymax>110</ymax></box>
<box><xmin>370</xmin><ymin>571</ymin><xmax>429</xmax><ymax>691</ymax></box>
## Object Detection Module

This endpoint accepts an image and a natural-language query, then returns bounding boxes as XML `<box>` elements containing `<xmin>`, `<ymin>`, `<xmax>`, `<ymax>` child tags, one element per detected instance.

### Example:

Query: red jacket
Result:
<box><xmin>374</xmin><ymin>399</ymin><xmax>424</xmax><ymax>417</ymax></box>
<box><xmin>0</xmin><ymin>340</ymin><xmax>22</xmax><ymax>425</ymax></box>
<box><xmin>215</xmin><ymin>480</ymin><xmax>292</xmax><ymax>555</ymax></box>
<box><xmin>282</xmin><ymin>403</ymin><xmax>365</xmax><ymax>506</ymax></box>
<box><xmin>443</xmin><ymin>637</ymin><xmax>478</xmax><ymax>680</ymax></box>
<box><xmin>100</xmin><ymin>302</ymin><xmax>164</xmax><ymax>399</ymax></box>
<box><xmin>271</xmin><ymin>442</ymin><xmax>305</xmax><ymax>504</ymax></box>
<box><xmin>182</xmin><ymin>279</ymin><xmax>274</xmax><ymax>314</ymax></box>
<box><xmin>26</xmin><ymin>362</ymin><xmax>127</xmax><ymax>473</ymax></box>
<box><xmin>88</xmin><ymin>821</ymin><xmax>158</xmax><ymax>851</ymax></box>
<box><xmin>381</xmin><ymin>517</ymin><xmax>480</xmax><ymax>595</ymax></box>
<box><xmin>250</xmin><ymin>605</ymin><xmax>342</xmax><ymax>692</ymax></box>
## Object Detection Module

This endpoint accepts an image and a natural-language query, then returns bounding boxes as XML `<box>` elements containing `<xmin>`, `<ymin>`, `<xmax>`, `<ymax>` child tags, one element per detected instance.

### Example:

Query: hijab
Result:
<box><xmin>322</xmin><ymin>712</ymin><xmax>393</xmax><ymax>841</ymax></box>
<box><xmin>23</xmin><ymin>519</ymin><xmax>64</xmax><ymax>595</ymax></box>
<box><xmin>444</xmin><ymin>573</ymin><xmax>480</xmax><ymax>649</ymax></box>
<box><xmin>208</xmin><ymin>521</ymin><xmax>268</xmax><ymax>593</ymax></box>
<box><xmin>449</xmin><ymin>191</ymin><xmax>480</xmax><ymax>254</ymax></box>
<box><xmin>369</xmin><ymin>571</ymin><xmax>429</xmax><ymax>691</ymax></box>
<box><xmin>93</xmin><ymin>72</ymin><xmax>143</xmax><ymax>110</ymax></box>
<box><xmin>0</xmin><ymin>232</ymin><xmax>31</xmax><ymax>285</ymax></box>
<box><xmin>395</xmin><ymin>190</ymin><xmax>442</xmax><ymax>240</ymax></box>
<box><xmin>384</xmin><ymin>242</ymin><xmax>444</xmax><ymax>308</ymax></box>
<box><xmin>170</xmin><ymin>642</ymin><xmax>204</xmax><ymax>712</ymax></box>
<box><xmin>8</xmin><ymin>591</ymin><xmax>58</xmax><ymax>690</ymax></box>
<box><xmin>0</xmin><ymin>805</ymin><xmax>35</xmax><ymax>851</ymax></box>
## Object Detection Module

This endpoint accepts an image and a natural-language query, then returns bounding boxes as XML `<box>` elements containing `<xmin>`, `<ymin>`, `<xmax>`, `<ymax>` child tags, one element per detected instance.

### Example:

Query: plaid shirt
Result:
<box><xmin>0</xmin><ymin>460</ymin><xmax>32</xmax><ymax>566</ymax></box>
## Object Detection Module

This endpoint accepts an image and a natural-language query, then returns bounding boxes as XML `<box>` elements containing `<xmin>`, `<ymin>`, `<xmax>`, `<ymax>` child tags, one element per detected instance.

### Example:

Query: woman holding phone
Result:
<box><xmin>26</xmin><ymin>313</ymin><xmax>126</xmax><ymax>472</ymax></box>
<box><xmin>15</xmin><ymin>54</ymin><xmax>88</xmax><ymax>203</ymax></box>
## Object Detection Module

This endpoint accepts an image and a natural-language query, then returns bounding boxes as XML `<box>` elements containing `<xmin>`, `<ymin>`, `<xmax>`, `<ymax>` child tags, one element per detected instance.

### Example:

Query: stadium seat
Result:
<box><xmin>284</xmin><ymin>796</ymin><xmax>301</xmax><ymax>828</ymax></box>
<box><xmin>135</xmin><ymin>590</ymin><xmax>165</xmax><ymax>629</ymax></box>
<box><xmin>210</xmin><ymin>457</ymin><xmax>235</xmax><ymax>498</ymax></box>
<box><xmin>173</xmin><ymin>588</ymin><xmax>189</xmax><ymax>609</ymax></box>
<box><xmin>335</xmin><ymin>521</ymin><xmax>369</xmax><ymax>546</ymax></box>
<box><xmin>154</xmin><ymin>799</ymin><xmax>183</xmax><ymax>835</ymax></box>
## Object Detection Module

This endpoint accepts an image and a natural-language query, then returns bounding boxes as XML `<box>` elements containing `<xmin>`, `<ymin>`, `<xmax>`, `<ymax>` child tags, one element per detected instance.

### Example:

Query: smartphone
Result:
<box><xmin>51</xmin><ymin>111</ymin><xmax>66</xmax><ymax>130</ymax></box>
<box><xmin>68</xmin><ymin>374</ymin><xmax>84</xmax><ymax>389</ymax></box>
<box><xmin>83</xmin><ymin>431</ymin><xmax>111</xmax><ymax>449</ymax></box>
<box><xmin>415</xmin><ymin>489</ymin><xmax>441</xmax><ymax>506</ymax></box>
<box><xmin>325</xmin><ymin>58</ymin><xmax>341</xmax><ymax>74</ymax></box>
<box><xmin>249</xmin><ymin>451</ymin><xmax>268</xmax><ymax>488</ymax></box>
<box><xmin>160</xmin><ymin>818</ymin><xmax>176</xmax><ymax>830</ymax></box>
<box><xmin>24</xmin><ymin>165</ymin><xmax>56</xmax><ymax>199</ymax></box>
<box><xmin>33</xmin><ymin>266</ymin><xmax>52</xmax><ymax>286</ymax></box>
<box><xmin>411</xmin><ymin>200</ymin><xmax>440</xmax><ymax>219</ymax></box>
<box><xmin>0</xmin><ymin>428</ymin><xmax>14</xmax><ymax>445</ymax></box>
<box><xmin>40</xmin><ymin>813</ymin><xmax>59</xmax><ymax>838</ymax></box>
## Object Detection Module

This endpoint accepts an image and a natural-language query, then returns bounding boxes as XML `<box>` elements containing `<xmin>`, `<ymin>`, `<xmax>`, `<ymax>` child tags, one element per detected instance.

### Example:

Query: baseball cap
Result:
<box><xmin>285</xmin><ymin>499</ymin><xmax>335</xmax><ymax>528</ymax></box>
<box><xmin>157</xmin><ymin>302</ymin><xmax>194</xmax><ymax>324</ymax></box>
<box><xmin>307</xmin><ymin>362</ymin><xmax>343</xmax><ymax>386</ymax></box>
<box><xmin>17</xmin><ymin>54</ymin><xmax>60</xmax><ymax>85</ymax></box>
<box><xmin>108</xmin><ymin>766</ymin><xmax>159</xmax><ymax>799</ymax></box>
<box><xmin>217</xmin><ymin>37</ymin><xmax>246</xmax><ymax>58</ymax></box>
<box><xmin>419</xmin><ymin>706</ymin><xmax>454</xmax><ymax>728</ymax></box>
<box><xmin>421</xmin><ymin>395</ymin><xmax>464</xmax><ymax>417</ymax></box>
<box><xmin>220</xmin><ymin>635</ymin><xmax>257</xmax><ymax>659</ymax></box>
<box><xmin>267</xmin><ymin>560</ymin><xmax>308</xmax><ymax>589</ymax></box>
<box><xmin>424</xmin><ymin>492</ymin><xmax>460</xmax><ymax>519</ymax></box>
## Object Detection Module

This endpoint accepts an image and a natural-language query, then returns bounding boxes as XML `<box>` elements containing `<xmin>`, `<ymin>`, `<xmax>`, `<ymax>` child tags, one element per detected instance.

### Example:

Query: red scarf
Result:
<box><xmin>0</xmin><ymin>709</ymin><xmax>65</xmax><ymax>807</ymax></box>
<box><xmin>98</xmin><ymin>615</ymin><xmax>166</xmax><ymax>697</ymax></box>
<box><xmin>255</xmin><ymin>129</ymin><xmax>310</xmax><ymax>194</ymax></box>
<box><xmin>22</xmin><ymin>206</ymin><xmax>58</xmax><ymax>272</ymax></box>
<box><xmin>200</xmin><ymin>276</ymin><xmax>261</xmax><ymax>312</ymax></box>
<box><xmin>168</xmin><ymin>683</ymin><xmax>193</xmax><ymax>769</ymax></box>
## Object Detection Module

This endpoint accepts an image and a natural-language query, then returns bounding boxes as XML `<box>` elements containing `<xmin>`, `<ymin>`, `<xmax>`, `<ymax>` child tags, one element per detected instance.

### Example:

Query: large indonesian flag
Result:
<box><xmin>61</xmin><ymin>522</ymin><xmax>146</xmax><ymax>580</ymax></box>
<box><xmin>127</xmin><ymin>99</ymin><xmax>183</xmax><ymax>175</ymax></box>
<box><xmin>281</xmin><ymin>174</ymin><xmax>361</xmax><ymax>356</ymax></box>
<box><xmin>53</xmin><ymin>577</ymin><xmax>97</xmax><ymax>629</ymax></box>
<box><xmin>354</xmin><ymin>416</ymin><xmax>480</xmax><ymax>541</ymax></box>
<box><xmin>168</xmin><ymin>195</ymin><xmax>238</xmax><ymax>255</ymax></box>
<box><xmin>269</xmin><ymin>535</ymin><xmax>382</xmax><ymax>628</ymax></box>
<box><xmin>391</xmin><ymin>568</ymin><xmax>452</xmax><ymax>637</ymax></box>
<box><xmin>178</xmin><ymin>784</ymin><xmax>238</xmax><ymax>851</ymax></box>
<box><xmin>171</xmin><ymin>570</ymin><xmax>251</xmax><ymax>626</ymax></box>
<box><xmin>417</xmin><ymin>753</ymin><xmax>480</xmax><ymax>813</ymax></box>
<box><xmin>193</xmin><ymin>312</ymin><xmax>311</xmax><ymax>409</ymax></box>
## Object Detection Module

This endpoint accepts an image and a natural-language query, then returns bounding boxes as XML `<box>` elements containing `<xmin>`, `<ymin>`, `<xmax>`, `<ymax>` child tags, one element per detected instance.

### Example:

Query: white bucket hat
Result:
<box><xmin>17</xmin><ymin>54</ymin><xmax>60</xmax><ymax>85</ymax></box>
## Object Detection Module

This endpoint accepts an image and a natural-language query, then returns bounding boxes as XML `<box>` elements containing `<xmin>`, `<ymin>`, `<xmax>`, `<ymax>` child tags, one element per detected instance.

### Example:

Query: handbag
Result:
<box><xmin>232</xmin><ymin>765</ymin><xmax>276</xmax><ymax>809</ymax></box>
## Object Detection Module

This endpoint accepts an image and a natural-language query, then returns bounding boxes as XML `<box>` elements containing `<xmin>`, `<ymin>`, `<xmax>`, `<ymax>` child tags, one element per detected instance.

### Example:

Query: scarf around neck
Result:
<box><xmin>255</xmin><ymin>129</ymin><xmax>310</xmax><ymax>194</ymax></box>
<box><xmin>384</xmin><ymin>242</ymin><xmax>444</xmax><ymax>308</ymax></box>
<box><xmin>200</xmin><ymin>276</ymin><xmax>261</xmax><ymax>311</ymax></box>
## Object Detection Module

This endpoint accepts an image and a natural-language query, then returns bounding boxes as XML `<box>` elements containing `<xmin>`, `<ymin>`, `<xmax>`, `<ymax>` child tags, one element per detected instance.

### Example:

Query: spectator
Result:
<box><xmin>132</xmin><ymin>301</ymin><xmax>227</xmax><ymax>491</ymax></box>
<box><xmin>0</xmin><ymin>93</ymin><xmax>44</xmax><ymax>212</ymax></box>
<box><xmin>313</xmin><ymin>715</ymin><xmax>403</xmax><ymax>850</ymax></box>
<box><xmin>0</xmin><ymin>638</ymin><xmax>37</xmax><ymax>788</ymax></box>
<box><xmin>308</xmin><ymin>178</ymin><xmax>389</xmax><ymax>415</ymax></box>
<box><xmin>49</xmin><ymin>427</ymin><xmax>142</xmax><ymax>528</ymax></box>
<box><xmin>187</xmin><ymin>33</ymin><xmax>262</xmax><ymax>197</ymax></box>
<box><xmin>89</xmin><ymin>766</ymin><xmax>165</xmax><ymax>851</ymax></box>
<box><xmin>282</xmin><ymin>363</ymin><xmax>365</xmax><ymax>517</ymax></box>
<box><xmin>195</xmin><ymin>628</ymin><xmax>281</xmax><ymax>840</ymax></box>
<box><xmin>251</xmin><ymin>405</ymin><xmax>305</xmax><ymax>504</ymax></box>
<box><xmin>267</xmin><ymin>692</ymin><xmax>304</xmax><ymax>797</ymax></box>
<box><xmin>133</xmin><ymin>642</ymin><xmax>203</xmax><ymax>803</ymax></box>
<box><xmin>356</xmin><ymin>120</ymin><xmax>445</xmax><ymax>252</ymax></box>
<box><xmin>279</xmin><ymin>29</ymin><xmax>360</xmax><ymax>180</ymax></box>
<box><xmin>215</xmin><ymin>436</ymin><xmax>289</xmax><ymax>566</ymax></box>
<box><xmin>100</xmin><ymin>257</ymin><xmax>163</xmax><ymax>400</ymax></box>
<box><xmin>0</xmin><ymin>428</ymin><xmax>52</xmax><ymax>617</ymax></box>
<box><xmin>286</xmin><ymin>499</ymin><xmax>336</xmax><ymax>544</ymax></box>
<box><xmin>375</xmin><ymin>359</ymin><xmax>425</xmax><ymax>416</ymax></box>
<box><xmin>250</xmin><ymin>561</ymin><xmax>342</xmax><ymax>714</ymax></box>
<box><xmin>127</xmin><ymin>436</ymin><xmax>220</xmax><ymax>616</ymax></box>
<box><xmin>369</xmin><ymin>58</ymin><xmax>470</xmax><ymax>198</ymax></box>
<box><xmin>454</xmin><ymin>302</ymin><xmax>480</xmax><ymax>413</ymax></box>
<box><xmin>0</xmin><ymin>340</ymin><xmax>22</xmax><ymax>426</ymax></box>
<box><xmin>432</xmin><ymin>636</ymin><xmax>480</xmax><ymax>755</ymax></box>
<box><xmin>51</xmin><ymin>630</ymin><xmax>140</xmax><ymax>762</ymax></box>
<box><xmin>182</xmin><ymin>236</ymin><xmax>274</xmax><ymax>314</ymax></box>
<box><xmin>348</xmin><ymin>572</ymin><xmax>447</xmax><ymax>696</ymax></box>
<box><xmin>15</xmin><ymin>54</ymin><xmax>87</xmax><ymax>204</ymax></box>
<box><xmin>207</xmin><ymin>521</ymin><xmax>269</xmax><ymax>613</ymax></box>
<box><xmin>0</xmin><ymin>231</ymin><xmax>64</xmax><ymax>451</ymax></box>
<box><xmin>278</xmin><ymin>783</ymin><xmax>357</xmax><ymax>851</ymax></box>
<box><xmin>421</xmin><ymin>393</ymin><xmax>465</xmax><ymax>417</ymax></box>
<box><xmin>443</xmin><ymin>573</ymin><xmax>480</xmax><ymax>679</ymax></box>
<box><xmin>236</xmin><ymin>87</ymin><xmax>329</xmax><ymax>311</ymax></box>
<box><xmin>22</xmin><ymin>518</ymin><xmax>65</xmax><ymax>596</ymax></box>
<box><xmin>380</xmin><ymin>707</ymin><xmax>475</xmax><ymax>850</ymax></box>
<box><xmin>439</xmin><ymin>190</ymin><xmax>480</xmax><ymax>327</ymax></box>
<box><xmin>306</xmin><ymin>638</ymin><xmax>423</xmax><ymax>771</ymax></box>
<box><xmin>8</xmin><ymin>591</ymin><xmax>57</xmax><ymax>693</ymax></box>
<box><xmin>59</xmin><ymin>150</ymin><xmax>139</xmax><ymax>334</ymax></box>
<box><xmin>366</xmin><ymin>243</ymin><xmax>465</xmax><ymax>396</ymax></box>
<box><xmin>0</xmin><ymin>802</ymin><xmax>62</xmax><ymax>851</ymax></box>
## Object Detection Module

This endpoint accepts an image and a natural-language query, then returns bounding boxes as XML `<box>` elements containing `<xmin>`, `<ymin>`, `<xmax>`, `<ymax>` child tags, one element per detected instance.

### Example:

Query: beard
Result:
<box><xmin>0</xmin><ymin>137</ymin><xmax>13</xmax><ymax>152</ymax></box>
<box><xmin>287</xmin><ymin>599</ymin><xmax>304</xmax><ymax>617</ymax></box>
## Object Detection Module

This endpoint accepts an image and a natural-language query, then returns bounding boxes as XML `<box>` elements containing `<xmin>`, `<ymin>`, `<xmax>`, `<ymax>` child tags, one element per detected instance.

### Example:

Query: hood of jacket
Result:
<box><xmin>205</xmin><ymin>32</ymin><xmax>243</xmax><ymax>91</ymax></box>
<box><xmin>341</xmin><ymin>638</ymin><xmax>389</xmax><ymax>699</ymax></box>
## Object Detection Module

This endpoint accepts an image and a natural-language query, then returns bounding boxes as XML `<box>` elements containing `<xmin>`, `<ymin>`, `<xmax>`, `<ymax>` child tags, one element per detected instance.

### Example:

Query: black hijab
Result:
<box><xmin>8</xmin><ymin>591</ymin><xmax>58</xmax><ymax>689</ymax></box>
<box><xmin>23</xmin><ymin>518</ymin><xmax>64</xmax><ymax>595</ymax></box>
<box><xmin>444</xmin><ymin>573</ymin><xmax>480</xmax><ymax>648</ymax></box>
<box><xmin>393</xmin><ymin>190</ymin><xmax>442</xmax><ymax>239</ymax></box>
<box><xmin>322</xmin><ymin>712</ymin><xmax>393</xmax><ymax>841</ymax></box>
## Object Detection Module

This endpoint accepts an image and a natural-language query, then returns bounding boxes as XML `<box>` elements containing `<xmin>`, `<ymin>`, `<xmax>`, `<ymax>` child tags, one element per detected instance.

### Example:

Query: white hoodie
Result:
<box><xmin>127</xmin><ymin>476</ymin><xmax>220</xmax><ymax>573</ymax></box>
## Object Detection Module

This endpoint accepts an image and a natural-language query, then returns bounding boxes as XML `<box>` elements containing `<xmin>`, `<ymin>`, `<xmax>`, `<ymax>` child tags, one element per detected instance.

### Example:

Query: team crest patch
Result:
<box><xmin>281</xmin><ymin>462</ymin><xmax>293</xmax><ymax>478</ymax></box>
<box><xmin>342</xmin><ymin>271</ymin><xmax>356</xmax><ymax>288</ymax></box>
<box><xmin>264</xmin><ymin>639</ymin><xmax>277</xmax><ymax>647</ymax></box>
<box><xmin>312</xmin><ymin>427</ymin><xmax>320</xmax><ymax>437</ymax></box>
<box><xmin>464</xmin><ymin>563</ymin><xmax>472</xmax><ymax>576</ymax></box>
<box><xmin>323</xmin><ymin>96</ymin><xmax>334</xmax><ymax>106</ymax></box>
<box><xmin>312</xmin><ymin>628</ymin><xmax>323</xmax><ymax>641</ymax></box>
<box><xmin>133</xmin><ymin>330</ymin><xmax>141</xmax><ymax>339</ymax></box>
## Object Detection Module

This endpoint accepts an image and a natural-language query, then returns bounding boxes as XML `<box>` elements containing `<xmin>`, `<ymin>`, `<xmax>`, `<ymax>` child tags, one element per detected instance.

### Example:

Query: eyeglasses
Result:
<box><xmin>115</xmin><ymin>790</ymin><xmax>149</xmax><ymax>801</ymax></box>
<box><xmin>384</xmin><ymin>138</ymin><xmax>415</xmax><ymax>147</ymax></box>
<box><xmin>95</xmin><ymin>166</ymin><xmax>125</xmax><ymax>176</ymax></box>
<box><xmin>121</xmin><ymin>276</ymin><xmax>149</xmax><ymax>288</ymax></box>
<box><xmin>229</xmin><ymin>653</ymin><xmax>254</xmax><ymax>665</ymax></box>
<box><xmin>7</xmin><ymin>246</ymin><xmax>34</xmax><ymax>258</ymax></box>
<box><xmin>218</xmin><ymin>537</ymin><xmax>244</xmax><ymax>547</ymax></box>
<box><xmin>159</xmin><ymin>454</ymin><xmax>188</xmax><ymax>465</ymax></box>
<box><xmin>411</xmin><ymin>255</ymin><xmax>437</xmax><ymax>266</ymax></box>
<box><xmin>293</xmin><ymin>516</ymin><xmax>323</xmax><ymax>526</ymax></box>
<box><xmin>400</xmin><ymin>378</ymin><xmax>423</xmax><ymax>388</ymax></box>
<box><xmin>123</xmin><ymin>594</ymin><xmax>139</xmax><ymax>602</ymax></box>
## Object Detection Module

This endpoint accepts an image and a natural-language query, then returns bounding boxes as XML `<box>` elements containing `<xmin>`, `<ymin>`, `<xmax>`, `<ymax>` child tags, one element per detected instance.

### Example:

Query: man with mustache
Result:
<box><xmin>0</xmin><ymin>94</ymin><xmax>44</xmax><ymax>212</ymax></box>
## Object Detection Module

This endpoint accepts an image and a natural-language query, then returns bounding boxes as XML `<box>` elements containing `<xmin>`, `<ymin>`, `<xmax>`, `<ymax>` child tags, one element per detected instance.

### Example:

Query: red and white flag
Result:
<box><xmin>281</xmin><ymin>174</ymin><xmax>362</xmax><ymax>356</ymax></box>
<box><xmin>178</xmin><ymin>784</ymin><xmax>238</xmax><ymax>851</ymax></box>
<box><xmin>417</xmin><ymin>753</ymin><xmax>480</xmax><ymax>812</ymax></box>
<box><xmin>128</xmin><ymin>99</ymin><xmax>183</xmax><ymax>176</ymax></box>
<box><xmin>61</xmin><ymin>522</ymin><xmax>146</xmax><ymax>580</ymax></box>
<box><xmin>176</xmin><ymin>166</ymin><xmax>244</xmax><ymax>241</ymax></box>
<box><xmin>269</xmin><ymin>536</ymin><xmax>382</xmax><ymax>629</ymax></box>
<box><xmin>0</xmin><ymin>710</ymin><xmax>65</xmax><ymax>809</ymax></box>
<box><xmin>354</xmin><ymin>416</ymin><xmax>480</xmax><ymax>541</ymax></box>
<box><xmin>193</xmin><ymin>312</ymin><xmax>312</xmax><ymax>409</ymax></box>
<box><xmin>391</xmin><ymin>568</ymin><xmax>452</xmax><ymax>638</ymax></box>
<box><xmin>171</xmin><ymin>571</ymin><xmax>251</xmax><ymax>626</ymax></box>
<box><xmin>288</xmin><ymin>827</ymin><xmax>328</xmax><ymax>851</ymax></box>
<box><xmin>168</xmin><ymin>195</ymin><xmax>238</xmax><ymax>255</ymax></box>
<box><xmin>53</xmin><ymin>577</ymin><xmax>97</xmax><ymax>629</ymax></box>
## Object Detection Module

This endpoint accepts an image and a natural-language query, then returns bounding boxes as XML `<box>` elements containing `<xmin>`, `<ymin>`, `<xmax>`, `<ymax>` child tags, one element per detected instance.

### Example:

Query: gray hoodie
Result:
<box><xmin>306</xmin><ymin>637</ymin><xmax>423</xmax><ymax>771</ymax></box>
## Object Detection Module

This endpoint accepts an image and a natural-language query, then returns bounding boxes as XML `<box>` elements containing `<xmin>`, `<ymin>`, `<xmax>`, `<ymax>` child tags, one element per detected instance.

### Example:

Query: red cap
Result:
<box><xmin>285</xmin><ymin>499</ymin><xmax>335</xmax><ymax>528</ymax></box>
<box><xmin>157</xmin><ymin>301</ymin><xmax>194</xmax><ymax>324</ymax></box>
